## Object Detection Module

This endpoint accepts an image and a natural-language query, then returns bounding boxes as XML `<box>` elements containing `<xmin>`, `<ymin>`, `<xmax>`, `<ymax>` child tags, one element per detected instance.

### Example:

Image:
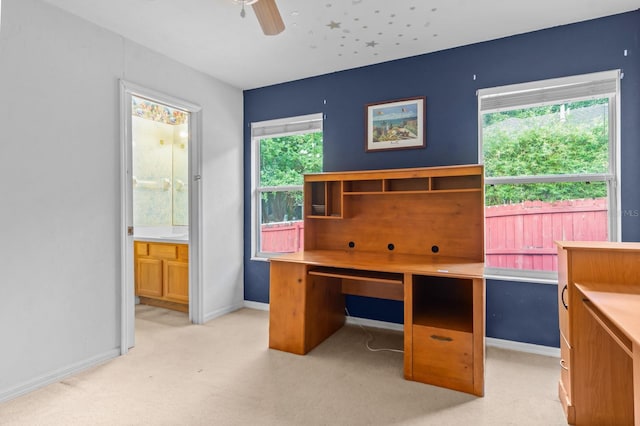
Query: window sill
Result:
<box><xmin>484</xmin><ymin>271</ymin><xmax>558</xmax><ymax>285</ymax></box>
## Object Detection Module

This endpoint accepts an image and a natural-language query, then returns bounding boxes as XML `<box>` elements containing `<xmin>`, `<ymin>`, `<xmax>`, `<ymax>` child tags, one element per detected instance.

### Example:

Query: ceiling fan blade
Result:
<box><xmin>252</xmin><ymin>0</ymin><xmax>285</xmax><ymax>36</ymax></box>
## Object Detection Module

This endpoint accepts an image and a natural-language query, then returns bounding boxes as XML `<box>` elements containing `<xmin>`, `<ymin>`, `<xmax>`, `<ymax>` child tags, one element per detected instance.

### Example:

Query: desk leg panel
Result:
<box><xmin>269</xmin><ymin>262</ymin><xmax>309</xmax><ymax>354</ymax></box>
<box><xmin>305</xmin><ymin>275</ymin><xmax>345</xmax><ymax>352</ymax></box>
<box><xmin>472</xmin><ymin>278</ymin><xmax>486</xmax><ymax>397</ymax></box>
<box><xmin>404</xmin><ymin>273</ymin><xmax>414</xmax><ymax>379</ymax></box>
<box><xmin>269</xmin><ymin>261</ymin><xmax>345</xmax><ymax>355</ymax></box>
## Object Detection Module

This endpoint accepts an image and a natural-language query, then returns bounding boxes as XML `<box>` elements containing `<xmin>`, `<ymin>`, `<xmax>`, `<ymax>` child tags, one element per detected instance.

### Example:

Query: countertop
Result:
<box><xmin>133</xmin><ymin>226</ymin><xmax>189</xmax><ymax>243</ymax></box>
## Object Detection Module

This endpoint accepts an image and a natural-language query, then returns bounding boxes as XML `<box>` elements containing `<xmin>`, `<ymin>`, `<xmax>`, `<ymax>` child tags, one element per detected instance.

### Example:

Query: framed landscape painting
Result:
<box><xmin>365</xmin><ymin>96</ymin><xmax>426</xmax><ymax>152</ymax></box>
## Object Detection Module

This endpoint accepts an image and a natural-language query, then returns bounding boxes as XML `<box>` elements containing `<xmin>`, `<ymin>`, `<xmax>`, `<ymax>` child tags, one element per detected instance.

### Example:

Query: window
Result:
<box><xmin>478</xmin><ymin>71</ymin><xmax>620</xmax><ymax>280</ymax></box>
<box><xmin>251</xmin><ymin>113</ymin><xmax>323</xmax><ymax>258</ymax></box>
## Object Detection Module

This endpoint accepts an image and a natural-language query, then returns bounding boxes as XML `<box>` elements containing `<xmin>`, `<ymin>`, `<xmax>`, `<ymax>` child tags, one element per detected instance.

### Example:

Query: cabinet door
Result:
<box><xmin>412</xmin><ymin>324</ymin><xmax>474</xmax><ymax>392</ymax></box>
<box><xmin>136</xmin><ymin>258</ymin><xmax>163</xmax><ymax>297</ymax></box>
<box><xmin>164</xmin><ymin>260</ymin><xmax>189</xmax><ymax>302</ymax></box>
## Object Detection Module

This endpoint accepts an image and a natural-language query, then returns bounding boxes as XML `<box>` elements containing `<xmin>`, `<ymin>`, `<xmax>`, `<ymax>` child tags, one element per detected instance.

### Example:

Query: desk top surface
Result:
<box><xmin>575</xmin><ymin>282</ymin><xmax>640</xmax><ymax>347</ymax></box>
<box><xmin>270</xmin><ymin>250</ymin><xmax>484</xmax><ymax>278</ymax></box>
<box><xmin>556</xmin><ymin>241</ymin><xmax>640</xmax><ymax>251</ymax></box>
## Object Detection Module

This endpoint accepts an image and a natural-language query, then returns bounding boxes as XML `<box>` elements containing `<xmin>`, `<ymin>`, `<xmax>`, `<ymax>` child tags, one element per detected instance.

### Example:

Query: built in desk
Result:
<box><xmin>268</xmin><ymin>165</ymin><xmax>486</xmax><ymax>396</ymax></box>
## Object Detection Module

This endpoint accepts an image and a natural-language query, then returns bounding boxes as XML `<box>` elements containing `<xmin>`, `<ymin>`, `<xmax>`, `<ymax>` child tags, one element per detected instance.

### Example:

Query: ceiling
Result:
<box><xmin>42</xmin><ymin>0</ymin><xmax>638</xmax><ymax>90</ymax></box>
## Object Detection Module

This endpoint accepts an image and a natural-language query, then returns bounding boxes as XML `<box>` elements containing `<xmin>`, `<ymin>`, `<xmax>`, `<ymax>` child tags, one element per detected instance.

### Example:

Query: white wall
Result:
<box><xmin>0</xmin><ymin>0</ymin><xmax>243</xmax><ymax>401</ymax></box>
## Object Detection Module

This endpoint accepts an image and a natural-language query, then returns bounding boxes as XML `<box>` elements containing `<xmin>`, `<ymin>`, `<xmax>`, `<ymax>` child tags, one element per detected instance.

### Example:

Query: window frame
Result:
<box><xmin>477</xmin><ymin>70</ymin><xmax>621</xmax><ymax>282</ymax></box>
<box><xmin>250</xmin><ymin>113</ymin><xmax>323</xmax><ymax>260</ymax></box>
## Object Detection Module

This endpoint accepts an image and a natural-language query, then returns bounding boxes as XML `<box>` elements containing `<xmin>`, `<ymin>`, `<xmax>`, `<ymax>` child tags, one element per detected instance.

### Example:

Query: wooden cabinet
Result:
<box><xmin>270</xmin><ymin>165</ymin><xmax>485</xmax><ymax>396</ymax></box>
<box><xmin>135</xmin><ymin>241</ymin><xmax>189</xmax><ymax>311</ymax></box>
<box><xmin>556</xmin><ymin>241</ymin><xmax>640</xmax><ymax>424</ymax></box>
<box><xmin>405</xmin><ymin>275</ymin><xmax>484</xmax><ymax>395</ymax></box>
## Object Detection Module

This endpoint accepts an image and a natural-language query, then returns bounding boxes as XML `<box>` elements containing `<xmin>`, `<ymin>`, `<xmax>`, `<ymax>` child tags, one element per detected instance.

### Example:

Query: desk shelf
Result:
<box><xmin>308</xmin><ymin>267</ymin><xmax>403</xmax><ymax>284</ymax></box>
<box><xmin>309</xmin><ymin>267</ymin><xmax>404</xmax><ymax>301</ymax></box>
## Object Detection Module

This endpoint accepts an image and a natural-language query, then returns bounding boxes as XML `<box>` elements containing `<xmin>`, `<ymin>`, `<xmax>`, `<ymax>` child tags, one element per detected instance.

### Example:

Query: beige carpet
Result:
<box><xmin>0</xmin><ymin>306</ymin><xmax>566</xmax><ymax>425</ymax></box>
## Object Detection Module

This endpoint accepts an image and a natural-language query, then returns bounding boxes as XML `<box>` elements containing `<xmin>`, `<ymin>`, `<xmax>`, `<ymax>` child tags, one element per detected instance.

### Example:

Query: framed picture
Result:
<box><xmin>365</xmin><ymin>96</ymin><xmax>426</xmax><ymax>152</ymax></box>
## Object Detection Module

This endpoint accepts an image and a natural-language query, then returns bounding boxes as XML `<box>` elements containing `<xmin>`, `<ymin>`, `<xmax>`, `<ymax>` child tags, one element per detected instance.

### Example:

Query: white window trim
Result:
<box><xmin>477</xmin><ymin>70</ymin><xmax>621</xmax><ymax>281</ymax></box>
<box><xmin>250</xmin><ymin>113</ymin><xmax>323</xmax><ymax>260</ymax></box>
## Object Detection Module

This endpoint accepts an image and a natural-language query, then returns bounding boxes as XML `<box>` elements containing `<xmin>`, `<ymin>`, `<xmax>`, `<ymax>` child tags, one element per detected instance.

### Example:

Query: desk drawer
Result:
<box><xmin>412</xmin><ymin>325</ymin><xmax>473</xmax><ymax>386</ymax></box>
<box><xmin>559</xmin><ymin>332</ymin><xmax>571</xmax><ymax>402</ymax></box>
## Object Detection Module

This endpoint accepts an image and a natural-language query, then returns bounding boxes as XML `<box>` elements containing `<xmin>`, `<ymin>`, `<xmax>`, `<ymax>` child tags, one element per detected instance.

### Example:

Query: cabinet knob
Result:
<box><xmin>561</xmin><ymin>285</ymin><xmax>568</xmax><ymax>310</ymax></box>
<box><xmin>560</xmin><ymin>359</ymin><xmax>569</xmax><ymax>371</ymax></box>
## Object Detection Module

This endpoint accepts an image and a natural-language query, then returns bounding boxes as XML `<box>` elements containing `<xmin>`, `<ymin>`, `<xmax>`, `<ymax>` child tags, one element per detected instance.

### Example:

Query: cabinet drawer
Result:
<box><xmin>412</xmin><ymin>325</ymin><xmax>473</xmax><ymax>385</ymax></box>
<box><xmin>557</xmin><ymin>248</ymin><xmax>570</xmax><ymax>341</ymax></box>
<box><xmin>177</xmin><ymin>244</ymin><xmax>188</xmax><ymax>261</ymax></box>
<box><xmin>148</xmin><ymin>244</ymin><xmax>177</xmax><ymax>259</ymax></box>
<box><xmin>558</xmin><ymin>282</ymin><xmax>570</xmax><ymax>341</ymax></box>
<box><xmin>135</xmin><ymin>242</ymin><xmax>148</xmax><ymax>256</ymax></box>
<box><xmin>559</xmin><ymin>332</ymin><xmax>571</xmax><ymax>402</ymax></box>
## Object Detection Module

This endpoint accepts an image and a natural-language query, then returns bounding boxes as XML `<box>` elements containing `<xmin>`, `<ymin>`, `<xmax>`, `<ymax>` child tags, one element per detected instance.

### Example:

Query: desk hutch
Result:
<box><xmin>268</xmin><ymin>164</ymin><xmax>486</xmax><ymax>396</ymax></box>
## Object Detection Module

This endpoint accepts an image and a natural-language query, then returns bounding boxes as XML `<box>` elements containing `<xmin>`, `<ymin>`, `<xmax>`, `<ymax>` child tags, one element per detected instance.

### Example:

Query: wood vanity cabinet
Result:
<box><xmin>135</xmin><ymin>241</ymin><xmax>189</xmax><ymax>310</ymax></box>
<box><xmin>555</xmin><ymin>241</ymin><xmax>640</xmax><ymax>424</ymax></box>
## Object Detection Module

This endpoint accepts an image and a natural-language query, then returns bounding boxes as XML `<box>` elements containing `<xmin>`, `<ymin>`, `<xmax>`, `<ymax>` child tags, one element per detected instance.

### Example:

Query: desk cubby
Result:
<box><xmin>411</xmin><ymin>276</ymin><xmax>473</xmax><ymax>332</ymax></box>
<box><xmin>343</xmin><ymin>179</ymin><xmax>383</xmax><ymax>193</ymax></box>
<box><xmin>308</xmin><ymin>180</ymin><xmax>342</xmax><ymax>218</ymax></box>
<box><xmin>385</xmin><ymin>177</ymin><xmax>430</xmax><ymax>192</ymax></box>
<box><xmin>431</xmin><ymin>174</ymin><xmax>481</xmax><ymax>191</ymax></box>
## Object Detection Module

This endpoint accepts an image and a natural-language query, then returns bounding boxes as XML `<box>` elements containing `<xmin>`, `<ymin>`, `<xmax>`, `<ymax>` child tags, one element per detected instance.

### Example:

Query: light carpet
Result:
<box><xmin>0</xmin><ymin>305</ymin><xmax>566</xmax><ymax>425</ymax></box>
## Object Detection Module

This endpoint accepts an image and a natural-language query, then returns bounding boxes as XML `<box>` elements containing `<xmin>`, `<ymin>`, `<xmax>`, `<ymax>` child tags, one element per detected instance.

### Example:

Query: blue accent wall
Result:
<box><xmin>243</xmin><ymin>11</ymin><xmax>640</xmax><ymax>348</ymax></box>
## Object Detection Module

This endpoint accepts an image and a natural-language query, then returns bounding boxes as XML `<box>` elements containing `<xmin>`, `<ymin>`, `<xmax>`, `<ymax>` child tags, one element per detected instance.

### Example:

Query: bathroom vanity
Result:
<box><xmin>134</xmin><ymin>228</ymin><xmax>189</xmax><ymax>312</ymax></box>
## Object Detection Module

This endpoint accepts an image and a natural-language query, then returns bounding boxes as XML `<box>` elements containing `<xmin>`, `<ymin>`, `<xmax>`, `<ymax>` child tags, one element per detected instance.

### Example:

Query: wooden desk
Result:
<box><xmin>556</xmin><ymin>241</ymin><xmax>640</xmax><ymax>424</ymax></box>
<box><xmin>269</xmin><ymin>250</ymin><xmax>485</xmax><ymax>396</ymax></box>
<box><xmin>573</xmin><ymin>282</ymin><xmax>640</xmax><ymax>426</ymax></box>
<box><xmin>269</xmin><ymin>165</ymin><xmax>486</xmax><ymax>396</ymax></box>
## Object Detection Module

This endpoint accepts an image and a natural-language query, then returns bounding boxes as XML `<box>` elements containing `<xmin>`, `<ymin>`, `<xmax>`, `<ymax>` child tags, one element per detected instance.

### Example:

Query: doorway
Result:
<box><xmin>120</xmin><ymin>81</ymin><xmax>203</xmax><ymax>353</ymax></box>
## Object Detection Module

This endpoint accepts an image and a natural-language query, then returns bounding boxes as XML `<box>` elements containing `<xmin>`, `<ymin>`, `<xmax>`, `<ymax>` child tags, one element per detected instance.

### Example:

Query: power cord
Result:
<box><xmin>345</xmin><ymin>307</ymin><xmax>403</xmax><ymax>354</ymax></box>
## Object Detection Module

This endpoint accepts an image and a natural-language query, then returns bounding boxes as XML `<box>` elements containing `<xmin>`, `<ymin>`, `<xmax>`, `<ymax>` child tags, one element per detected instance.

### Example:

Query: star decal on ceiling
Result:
<box><xmin>327</xmin><ymin>21</ymin><xmax>341</xmax><ymax>29</ymax></box>
<box><xmin>366</xmin><ymin>41</ymin><xmax>378</xmax><ymax>48</ymax></box>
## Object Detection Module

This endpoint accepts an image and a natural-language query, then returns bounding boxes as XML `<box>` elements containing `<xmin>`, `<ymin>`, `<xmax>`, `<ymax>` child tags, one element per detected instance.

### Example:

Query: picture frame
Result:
<box><xmin>365</xmin><ymin>96</ymin><xmax>426</xmax><ymax>152</ymax></box>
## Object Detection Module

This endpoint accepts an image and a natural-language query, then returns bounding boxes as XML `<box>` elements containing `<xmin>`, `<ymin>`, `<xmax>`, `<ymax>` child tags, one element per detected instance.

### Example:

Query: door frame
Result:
<box><xmin>119</xmin><ymin>80</ymin><xmax>204</xmax><ymax>354</ymax></box>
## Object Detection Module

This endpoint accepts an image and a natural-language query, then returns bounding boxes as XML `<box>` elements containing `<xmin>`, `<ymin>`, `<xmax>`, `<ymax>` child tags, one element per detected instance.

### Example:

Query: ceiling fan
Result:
<box><xmin>233</xmin><ymin>0</ymin><xmax>285</xmax><ymax>36</ymax></box>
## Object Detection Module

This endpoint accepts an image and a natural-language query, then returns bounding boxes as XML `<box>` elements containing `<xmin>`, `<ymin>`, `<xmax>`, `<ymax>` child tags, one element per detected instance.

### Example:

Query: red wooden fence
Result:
<box><xmin>260</xmin><ymin>221</ymin><xmax>304</xmax><ymax>253</ymax></box>
<box><xmin>262</xmin><ymin>198</ymin><xmax>608</xmax><ymax>272</ymax></box>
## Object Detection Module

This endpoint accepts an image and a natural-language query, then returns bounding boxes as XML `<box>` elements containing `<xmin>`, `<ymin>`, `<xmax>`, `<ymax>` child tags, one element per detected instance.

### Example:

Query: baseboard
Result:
<box><xmin>242</xmin><ymin>300</ymin><xmax>560</xmax><ymax>357</ymax></box>
<box><xmin>0</xmin><ymin>348</ymin><xmax>120</xmax><ymax>404</ymax></box>
<box><xmin>203</xmin><ymin>301</ymin><xmax>246</xmax><ymax>323</ymax></box>
<box><xmin>345</xmin><ymin>315</ymin><xmax>404</xmax><ymax>332</ymax></box>
<box><xmin>486</xmin><ymin>337</ymin><xmax>560</xmax><ymax>358</ymax></box>
<box><xmin>243</xmin><ymin>300</ymin><xmax>269</xmax><ymax>311</ymax></box>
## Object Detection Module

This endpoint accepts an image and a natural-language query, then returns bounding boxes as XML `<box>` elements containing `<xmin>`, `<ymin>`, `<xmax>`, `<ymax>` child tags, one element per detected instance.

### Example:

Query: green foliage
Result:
<box><xmin>260</xmin><ymin>132</ymin><xmax>323</xmax><ymax>222</ymax></box>
<box><xmin>485</xmin><ymin>181</ymin><xmax>607</xmax><ymax>207</ymax></box>
<box><xmin>483</xmin><ymin>101</ymin><xmax>609</xmax><ymax>206</ymax></box>
<box><xmin>260</xmin><ymin>132</ymin><xmax>323</xmax><ymax>186</ymax></box>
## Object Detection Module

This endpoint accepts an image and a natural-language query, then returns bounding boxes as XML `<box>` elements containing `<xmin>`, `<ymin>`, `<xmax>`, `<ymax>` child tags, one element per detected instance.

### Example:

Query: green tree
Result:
<box><xmin>260</xmin><ymin>132</ymin><xmax>323</xmax><ymax>222</ymax></box>
<box><xmin>483</xmin><ymin>102</ymin><xmax>609</xmax><ymax>205</ymax></box>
